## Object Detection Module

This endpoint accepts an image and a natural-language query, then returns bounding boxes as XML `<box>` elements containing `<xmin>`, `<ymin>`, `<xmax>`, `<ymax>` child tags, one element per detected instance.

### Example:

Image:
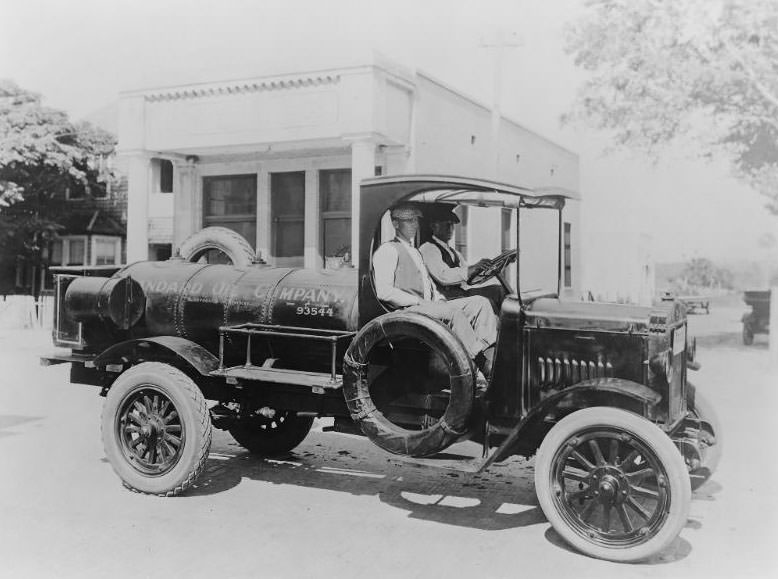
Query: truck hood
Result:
<box><xmin>524</xmin><ymin>298</ymin><xmax>686</xmax><ymax>334</ymax></box>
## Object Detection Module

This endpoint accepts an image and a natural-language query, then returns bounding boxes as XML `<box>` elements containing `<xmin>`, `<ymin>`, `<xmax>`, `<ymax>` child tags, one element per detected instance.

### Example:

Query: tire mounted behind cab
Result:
<box><xmin>342</xmin><ymin>311</ymin><xmax>475</xmax><ymax>457</ymax></box>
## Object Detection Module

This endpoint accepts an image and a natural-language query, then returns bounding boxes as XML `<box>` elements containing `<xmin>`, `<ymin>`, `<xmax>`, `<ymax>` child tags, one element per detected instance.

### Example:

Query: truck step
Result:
<box><xmin>210</xmin><ymin>365</ymin><xmax>343</xmax><ymax>391</ymax></box>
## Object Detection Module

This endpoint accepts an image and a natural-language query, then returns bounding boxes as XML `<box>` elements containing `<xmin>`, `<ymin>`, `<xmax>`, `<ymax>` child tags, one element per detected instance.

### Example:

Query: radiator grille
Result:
<box><xmin>536</xmin><ymin>355</ymin><xmax>613</xmax><ymax>387</ymax></box>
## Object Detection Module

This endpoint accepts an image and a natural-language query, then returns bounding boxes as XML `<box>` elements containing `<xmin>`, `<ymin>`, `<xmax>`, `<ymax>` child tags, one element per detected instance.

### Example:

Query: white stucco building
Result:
<box><xmin>118</xmin><ymin>57</ymin><xmax>582</xmax><ymax>295</ymax></box>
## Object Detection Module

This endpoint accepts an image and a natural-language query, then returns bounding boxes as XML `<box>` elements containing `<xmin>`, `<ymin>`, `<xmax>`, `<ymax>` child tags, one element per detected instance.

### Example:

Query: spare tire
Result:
<box><xmin>343</xmin><ymin>311</ymin><xmax>475</xmax><ymax>457</ymax></box>
<box><xmin>177</xmin><ymin>226</ymin><xmax>256</xmax><ymax>267</ymax></box>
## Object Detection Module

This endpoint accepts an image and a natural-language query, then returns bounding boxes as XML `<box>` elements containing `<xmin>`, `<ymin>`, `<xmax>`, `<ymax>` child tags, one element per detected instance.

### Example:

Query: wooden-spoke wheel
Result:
<box><xmin>535</xmin><ymin>408</ymin><xmax>690</xmax><ymax>562</ymax></box>
<box><xmin>102</xmin><ymin>363</ymin><xmax>212</xmax><ymax>496</ymax></box>
<box><xmin>116</xmin><ymin>387</ymin><xmax>184</xmax><ymax>476</ymax></box>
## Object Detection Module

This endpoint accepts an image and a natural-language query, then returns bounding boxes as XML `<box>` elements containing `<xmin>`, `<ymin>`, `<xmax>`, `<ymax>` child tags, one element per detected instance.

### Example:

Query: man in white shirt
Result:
<box><xmin>419</xmin><ymin>206</ymin><xmax>505</xmax><ymax>314</ymax></box>
<box><xmin>372</xmin><ymin>205</ymin><xmax>497</xmax><ymax>375</ymax></box>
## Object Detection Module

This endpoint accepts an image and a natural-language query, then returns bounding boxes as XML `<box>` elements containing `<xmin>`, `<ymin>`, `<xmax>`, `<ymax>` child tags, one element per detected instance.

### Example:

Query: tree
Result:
<box><xmin>673</xmin><ymin>257</ymin><xmax>734</xmax><ymax>290</ymax></box>
<box><xmin>563</xmin><ymin>0</ymin><xmax>778</xmax><ymax>214</ymax></box>
<box><xmin>0</xmin><ymin>80</ymin><xmax>118</xmax><ymax>293</ymax></box>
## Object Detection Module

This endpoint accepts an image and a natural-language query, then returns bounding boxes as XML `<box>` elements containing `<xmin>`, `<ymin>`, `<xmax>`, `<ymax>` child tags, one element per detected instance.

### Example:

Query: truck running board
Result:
<box><xmin>210</xmin><ymin>365</ymin><xmax>343</xmax><ymax>391</ymax></box>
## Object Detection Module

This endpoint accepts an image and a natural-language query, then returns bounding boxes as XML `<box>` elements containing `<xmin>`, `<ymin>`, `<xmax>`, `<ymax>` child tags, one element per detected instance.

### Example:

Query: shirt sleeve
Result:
<box><xmin>419</xmin><ymin>242</ymin><xmax>468</xmax><ymax>286</ymax></box>
<box><xmin>372</xmin><ymin>243</ymin><xmax>421</xmax><ymax>308</ymax></box>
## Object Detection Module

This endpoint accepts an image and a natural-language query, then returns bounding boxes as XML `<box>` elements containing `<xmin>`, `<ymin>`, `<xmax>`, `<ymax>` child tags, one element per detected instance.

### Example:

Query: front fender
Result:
<box><xmin>93</xmin><ymin>336</ymin><xmax>219</xmax><ymax>377</ymax></box>
<box><xmin>483</xmin><ymin>378</ymin><xmax>661</xmax><ymax>468</ymax></box>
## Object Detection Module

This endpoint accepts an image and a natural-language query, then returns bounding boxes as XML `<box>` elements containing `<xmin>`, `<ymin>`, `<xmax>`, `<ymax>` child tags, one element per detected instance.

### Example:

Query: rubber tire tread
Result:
<box><xmin>534</xmin><ymin>407</ymin><xmax>691</xmax><ymax>563</ymax></box>
<box><xmin>343</xmin><ymin>310</ymin><xmax>475</xmax><ymax>457</ymax></box>
<box><xmin>228</xmin><ymin>413</ymin><xmax>314</xmax><ymax>456</ymax></box>
<box><xmin>101</xmin><ymin>362</ymin><xmax>212</xmax><ymax>497</ymax></box>
<box><xmin>177</xmin><ymin>226</ymin><xmax>256</xmax><ymax>267</ymax></box>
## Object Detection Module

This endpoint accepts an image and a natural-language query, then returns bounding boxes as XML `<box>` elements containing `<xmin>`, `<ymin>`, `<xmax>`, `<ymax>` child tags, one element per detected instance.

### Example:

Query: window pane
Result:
<box><xmin>564</xmin><ymin>222</ymin><xmax>572</xmax><ymax>287</ymax></box>
<box><xmin>275</xmin><ymin>220</ymin><xmax>304</xmax><ymax>257</ymax></box>
<box><xmin>160</xmin><ymin>160</ymin><xmax>174</xmax><ymax>193</ymax></box>
<box><xmin>95</xmin><ymin>239</ymin><xmax>118</xmax><ymax>265</ymax></box>
<box><xmin>271</xmin><ymin>172</ymin><xmax>305</xmax><ymax>261</ymax></box>
<box><xmin>454</xmin><ymin>207</ymin><xmax>468</xmax><ymax>258</ymax></box>
<box><xmin>323</xmin><ymin>218</ymin><xmax>351</xmax><ymax>258</ymax></box>
<box><xmin>204</xmin><ymin>175</ymin><xmax>257</xmax><ymax>217</ymax></box>
<box><xmin>320</xmin><ymin>169</ymin><xmax>351</xmax><ymax>212</ymax></box>
<box><xmin>68</xmin><ymin>239</ymin><xmax>85</xmax><ymax>265</ymax></box>
<box><xmin>501</xmin><ymin>209</ymin><xmax>512</xmax><ymax>251</ymax></box>
<box><xmin>51</xmin><ymin>240</ymin><xmax>63</xmax><ymax>265</ymax></box>
<box><xmin>271</xmin><ymin>172</ymin><xmax>305</xmax><ymax>215</ymax></box>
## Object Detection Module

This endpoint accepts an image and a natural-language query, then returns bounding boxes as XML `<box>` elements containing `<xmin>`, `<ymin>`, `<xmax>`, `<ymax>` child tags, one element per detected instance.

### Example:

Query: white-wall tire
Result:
<box><xmin>534</xmin><ymin>407</ymin><xmax>691</xmax><ymax>562</ymax></box>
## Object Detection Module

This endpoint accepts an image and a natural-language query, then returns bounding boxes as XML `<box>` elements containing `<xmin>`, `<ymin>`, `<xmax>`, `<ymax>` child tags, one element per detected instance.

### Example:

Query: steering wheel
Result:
<box><xmin>467</xmin><ymin>249</ymin><xmax>517</xmax><ymax>286</ymax></box>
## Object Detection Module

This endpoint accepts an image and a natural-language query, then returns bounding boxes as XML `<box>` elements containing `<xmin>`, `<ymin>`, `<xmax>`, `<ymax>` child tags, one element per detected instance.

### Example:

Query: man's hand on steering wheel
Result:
<box><xmin>467</xmin><ymin>250</ymin><xmax>517</xmax><ymax>285</ymax></box>
<box><xmin>466</xmin><ymin>258</ymin><xmax>491</xmax><ymax>279</ymax></box>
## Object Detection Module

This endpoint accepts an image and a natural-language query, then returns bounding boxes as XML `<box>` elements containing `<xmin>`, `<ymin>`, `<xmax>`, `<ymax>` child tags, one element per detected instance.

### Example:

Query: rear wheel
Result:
<box><xmin>101</xmin><ymin>362</ymin><xmax>212</xmax><ymax>496</ymax></box>
<box><xmin>535</xmin><ymin>407</ymin><xmax>690</xmax><ymax>562</ymax></box>
<box><xmin>228</xmin><ymin>410</ymin><xmax>314</xmax><ymax>456</ymax></box>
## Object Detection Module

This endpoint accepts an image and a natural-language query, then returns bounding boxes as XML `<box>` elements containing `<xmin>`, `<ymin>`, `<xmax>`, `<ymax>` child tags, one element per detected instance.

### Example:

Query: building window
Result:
<box><xmin>320</xmin><ymin>169</ymin><xmax>352</xmax><ymax>261</ymax></box>
<box><xmin>51</xmin><ymin>236</ymin><xmax>88</xmax><ymax>266</ymax></box>
<box><xmin>93</xmin><ymin>236</ymin><xmax>121</xmax><ymax>266</ymax></box>
<box><xmin>271</xmin><ymin>171</ymin><xmax>305</xmax><ymax>266</ymax></box>
<box><xmin>203</xmin><ymin>174</ymin><xmax>257</xmax><ymax>247</ymax></box>
<box><xmin>454</xmin><ymin>206</ymin><xmax>469</xmax><ymax>260</ymax></box>
<box><xmin>564</xmin><ymin>222</ymin><xmax>572</xmax><ymax>288</ymax></box>
<box><xmin>160</xmin><ymin>160</ymin><xmax>174</xmax><ymax>193</ymax></box>
<box><xmin>65</xmin><ymin>186</ymin><xmax>85</xmax><ymax>201</ymax></box>
<box><xmin>501</xmin><ymin>208</ymin><xmax>512</xmax><ymax>251</ymax></box>
<box><xmin>68</xmin><ymin>238</ymin><xmax>86</xmax><ymax>265</ymax></box>
<box><xmin>91</xmin><ymin>183</ymin><xmax>108</xmax><ymax>199</ymax></box>
<box><xmin>152</xmin><ymin>158</ymin><xmax>174</xmax><ymax>193</ymax></box>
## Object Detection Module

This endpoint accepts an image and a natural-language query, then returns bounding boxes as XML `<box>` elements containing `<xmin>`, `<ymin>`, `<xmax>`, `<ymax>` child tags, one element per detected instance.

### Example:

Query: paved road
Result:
<box><xmin>0</xmin><ymin>299</ymin><xmax>776</xmax><ymax>578</ymax></box>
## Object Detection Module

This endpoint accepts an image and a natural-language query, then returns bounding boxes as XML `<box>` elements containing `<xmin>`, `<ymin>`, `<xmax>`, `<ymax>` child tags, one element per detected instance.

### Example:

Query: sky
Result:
<box><xmin>1</xmin><ymin>0</ymin><xmax>775</xmax><ymax>271</ymax></box>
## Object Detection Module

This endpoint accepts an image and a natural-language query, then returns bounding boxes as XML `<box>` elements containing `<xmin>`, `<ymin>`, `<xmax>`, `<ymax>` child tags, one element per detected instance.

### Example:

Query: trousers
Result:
<box><xmin>407</xmin><ymin>295</ymin><xmax>498</xmax><ymax>358</ymax></box>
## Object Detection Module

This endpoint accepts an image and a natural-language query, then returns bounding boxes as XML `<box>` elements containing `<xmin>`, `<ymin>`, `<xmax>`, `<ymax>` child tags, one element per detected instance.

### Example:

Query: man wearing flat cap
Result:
<box><xmin>372</xmin><ymin>204</ymin><xmax>497</xmax><ymax>377</ymax></box>
<box><xmin>419</xmin><ymin>206</ymin><xmax>505</xmax><ymax>314</ymax></box>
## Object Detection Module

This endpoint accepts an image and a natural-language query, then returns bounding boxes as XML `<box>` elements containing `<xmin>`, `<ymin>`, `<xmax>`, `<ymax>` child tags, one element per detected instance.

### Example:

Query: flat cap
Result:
<box><xmin>390</xmin><ymin>205</ymin><xmax>423</xmax><ymax>219</ymax></box>
<box><xmin>427</xmin><ymin>204</ymin><xmax>460</xmax><ymax>224</ymax></box>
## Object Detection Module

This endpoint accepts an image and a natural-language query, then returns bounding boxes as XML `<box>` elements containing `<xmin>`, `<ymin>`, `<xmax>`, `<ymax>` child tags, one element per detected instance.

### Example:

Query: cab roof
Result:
<box><xmin>360</xmin><ymin>174</ymin><xmax>579</xmax><ymax>212</ymax></box>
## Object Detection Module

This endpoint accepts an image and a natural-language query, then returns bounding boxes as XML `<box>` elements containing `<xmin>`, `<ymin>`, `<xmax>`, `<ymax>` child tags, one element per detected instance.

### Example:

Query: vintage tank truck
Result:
<box><xmin>41</xmin><ymin>175</ymin><xmax>720</xmax><ymax>562</ymax></box>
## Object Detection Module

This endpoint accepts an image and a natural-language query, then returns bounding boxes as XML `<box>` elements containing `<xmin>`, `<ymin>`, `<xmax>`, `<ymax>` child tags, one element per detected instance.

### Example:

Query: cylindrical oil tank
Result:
<box><xmin>65</xmin><ymin>276</ymin><xmax>145</xmax><ymax>330</ymax></box>
<box><xmin>117</xmin><ymin>260</ymin><xmax>359</xmax><ymax>356</ymax></box>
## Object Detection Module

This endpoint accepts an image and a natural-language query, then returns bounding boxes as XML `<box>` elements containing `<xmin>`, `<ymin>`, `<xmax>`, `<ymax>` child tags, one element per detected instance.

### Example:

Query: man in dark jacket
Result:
<box><xmin>419</xmin><ymin>206</ymin><xmax>505</xmax><ymax>314</ymax></box>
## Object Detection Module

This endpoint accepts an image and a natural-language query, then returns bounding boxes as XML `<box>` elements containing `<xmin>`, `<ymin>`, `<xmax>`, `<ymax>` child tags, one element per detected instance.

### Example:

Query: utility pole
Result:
<box><xmin>480</xmin><ymin>29</ymin><xmax>523</xmax><ymax>179</ymax></box>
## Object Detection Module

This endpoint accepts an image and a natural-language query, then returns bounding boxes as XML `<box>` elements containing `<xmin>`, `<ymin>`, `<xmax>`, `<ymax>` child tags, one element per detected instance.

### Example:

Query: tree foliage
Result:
<box><xmin>564</xmin><ymin>0</ymin><xmax>778</xmax><ymax>213</ymax></box>
<box><xmin>0</xmin><ymin>80</ymin><xmax>118</xmax><ymax>285</ymax></box>
<box><xmin>0</xmin><ymin>79</ymin><xmax>116</xmax><ymax>208</ymax></box>
<box><xmin>673</xmin><ymin>257</ymin><xmax>734</xmax><ymax>290</ymax></box>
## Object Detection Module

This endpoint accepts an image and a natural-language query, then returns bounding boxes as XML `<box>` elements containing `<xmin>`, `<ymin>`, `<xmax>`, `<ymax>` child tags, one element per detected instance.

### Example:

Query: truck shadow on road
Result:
<box><xmin>182</xmin><ymin>428</ymin><xmax>704</xmax><ymax>562</ymax></box>
<box><xmin>188</xmin><ymin>429</ymin><xmax>543</xmax><ymax>532</ymax></box>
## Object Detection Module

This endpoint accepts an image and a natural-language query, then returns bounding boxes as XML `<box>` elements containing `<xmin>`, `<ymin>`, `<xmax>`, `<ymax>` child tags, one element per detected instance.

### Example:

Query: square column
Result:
<box><xmin>125</xmin><ymin>153</ymin><xmax>152</xmax><ymax>262</ymax></box>
<box><xmin>257</xmin><ymin>168</ymin><xmax>271</xmax><ymax>263</ymax></box>
<box><xmin>348</xmin><ymin>138</ymin><xmax>376</xmax><ymax>266</ymax></box>
<box><xmin>304</xmin><ymin>170</ymin><xmax>320</xmax><ymax>269</ymax></box>
<box><xmin>173</xmin><ymin>157</ymin><xmax>199</xmax><ymax>250</ymax></box>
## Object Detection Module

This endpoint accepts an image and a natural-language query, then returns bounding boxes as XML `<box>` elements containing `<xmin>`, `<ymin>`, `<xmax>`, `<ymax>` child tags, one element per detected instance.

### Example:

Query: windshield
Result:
<box><xmin>518</xmin><ymin>207</ymin><xmax>560</xmax><ymax>297</ymax></box>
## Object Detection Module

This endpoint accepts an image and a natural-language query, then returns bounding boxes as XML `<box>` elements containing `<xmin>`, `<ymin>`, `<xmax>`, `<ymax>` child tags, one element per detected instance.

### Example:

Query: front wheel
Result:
<box><xmin>534</xmin><ymin>407</ymin><xmax>691</xmax><ymax>562</ymax></box>
<box><xmin>101</xmin><ymin>362</ymin><xmax>212</xmax><ymax>496</ymax></box>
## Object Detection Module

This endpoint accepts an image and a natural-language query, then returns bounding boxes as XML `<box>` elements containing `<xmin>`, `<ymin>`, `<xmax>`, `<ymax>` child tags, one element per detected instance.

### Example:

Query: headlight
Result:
<box><xmin>649</xmin><ymin>350</ymin><xmax>673</xmax><ymax>384</ymax></box>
